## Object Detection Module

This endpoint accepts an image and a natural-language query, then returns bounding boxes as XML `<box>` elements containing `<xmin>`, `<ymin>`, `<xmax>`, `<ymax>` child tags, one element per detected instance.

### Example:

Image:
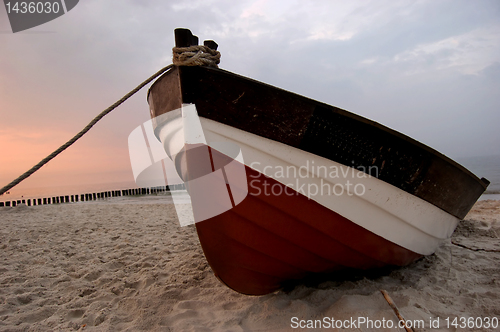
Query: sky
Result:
<box><xmin>1</xmin><ymin>0</ymin><xmax>499</xmax><ymax>194</ymax></box>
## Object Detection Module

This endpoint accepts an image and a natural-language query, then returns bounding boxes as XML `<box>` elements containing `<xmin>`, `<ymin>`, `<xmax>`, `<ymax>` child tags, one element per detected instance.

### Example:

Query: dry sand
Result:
<box><xmin>0</xmin><ymin>198</ymin><xmax>499</xmax><ymax>331</ymax></box>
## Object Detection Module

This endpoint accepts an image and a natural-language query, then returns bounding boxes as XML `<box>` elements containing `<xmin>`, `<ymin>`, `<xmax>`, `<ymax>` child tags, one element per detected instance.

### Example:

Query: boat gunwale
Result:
<box><xmin>147</xmin><ymin>65</ymin><xmax>488</xmax><ymax>190</ymax></box>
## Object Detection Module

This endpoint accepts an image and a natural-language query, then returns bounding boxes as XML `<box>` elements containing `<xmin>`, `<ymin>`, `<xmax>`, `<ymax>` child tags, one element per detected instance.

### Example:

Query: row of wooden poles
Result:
<box><xmin>0</xmin><ymin>184</ymin><xmax>186</xmax><ymax>208</ymax></box>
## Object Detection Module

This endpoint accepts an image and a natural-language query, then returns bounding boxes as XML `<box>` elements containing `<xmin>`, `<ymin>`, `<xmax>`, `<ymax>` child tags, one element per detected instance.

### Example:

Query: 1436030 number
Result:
<box><xmin>445</xmin><ymin>317</ymin><xmax>498</xmax><ymax>329</ymax></box>
<box><xmin>5</xmin><ymin>2</ymin><xmax>60</xmax><ymax>14</ymax></box>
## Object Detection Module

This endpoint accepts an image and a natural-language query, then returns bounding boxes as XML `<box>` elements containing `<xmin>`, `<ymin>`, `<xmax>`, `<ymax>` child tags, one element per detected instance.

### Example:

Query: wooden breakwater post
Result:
<box><xmin>0</xmin><ymin>185</ymin><xmax>170</xmax><ymax>207</ymax></box>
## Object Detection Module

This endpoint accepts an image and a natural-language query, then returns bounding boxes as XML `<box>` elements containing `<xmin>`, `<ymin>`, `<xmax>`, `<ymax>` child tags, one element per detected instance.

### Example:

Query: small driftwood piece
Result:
<box><xmin>380</xmin><ymin>289</ymin><xmax>414</xmax><ymax>332</ymax></box>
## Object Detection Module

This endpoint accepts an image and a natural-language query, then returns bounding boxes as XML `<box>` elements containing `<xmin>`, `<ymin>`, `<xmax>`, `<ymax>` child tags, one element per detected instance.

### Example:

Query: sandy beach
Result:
<box><xmin>0</xmin><ymin>198</ymin><xmax>498</xmax><ymax>331</ymax></box>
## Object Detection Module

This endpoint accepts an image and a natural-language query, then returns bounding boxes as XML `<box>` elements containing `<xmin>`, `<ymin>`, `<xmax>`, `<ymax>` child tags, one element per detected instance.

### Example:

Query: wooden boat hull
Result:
<box><xmin>147</xmin><ymin>65</ymin><xmax>488</xmax><ymax>295</ymax></box>
<box><xmin>152</xmin><ymin>106</ymin><xmax>461</xmax><ymax>295</ymax></box>
<box><xmin>194</xmin><ymin>161</ymin><xmax>422</xmax><ymax>295</ymax></box>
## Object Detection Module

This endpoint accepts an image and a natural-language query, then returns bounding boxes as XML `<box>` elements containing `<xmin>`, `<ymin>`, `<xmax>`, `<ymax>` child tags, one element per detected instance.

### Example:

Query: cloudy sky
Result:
<box><xmin>1</xmin><ymin>0</ymin><xmax>499</xmax><ymax>193</ymax></box>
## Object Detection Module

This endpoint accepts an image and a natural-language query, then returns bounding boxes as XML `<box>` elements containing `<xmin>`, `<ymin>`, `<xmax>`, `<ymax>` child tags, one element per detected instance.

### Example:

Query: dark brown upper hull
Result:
<box><xmin>148</xmin><ymin>65</ymin><xmax>488</xmax><ymax>219</ymax></box>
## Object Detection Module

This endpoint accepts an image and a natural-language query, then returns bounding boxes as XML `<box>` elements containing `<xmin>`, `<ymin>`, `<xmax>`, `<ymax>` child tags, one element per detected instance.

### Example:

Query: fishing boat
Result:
<box><xmin>146</xmin><ymin>29</ymin><xmax>489</xmax><ymax>295</ymax></box>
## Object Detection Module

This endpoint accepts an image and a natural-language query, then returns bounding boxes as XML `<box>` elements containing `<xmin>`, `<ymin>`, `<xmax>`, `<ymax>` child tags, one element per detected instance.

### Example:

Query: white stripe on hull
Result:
<box><xmin>155</xmin><ymin>109</ymin><xmax>459</xmax><ymax>256</ymax></box>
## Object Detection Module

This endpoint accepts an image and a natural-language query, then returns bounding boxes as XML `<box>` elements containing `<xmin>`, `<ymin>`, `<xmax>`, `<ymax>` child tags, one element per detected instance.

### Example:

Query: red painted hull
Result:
<box><xmin>192</xmin><ymin>161</ymin><xmax>421</xmax><ymax>295</ymax></box>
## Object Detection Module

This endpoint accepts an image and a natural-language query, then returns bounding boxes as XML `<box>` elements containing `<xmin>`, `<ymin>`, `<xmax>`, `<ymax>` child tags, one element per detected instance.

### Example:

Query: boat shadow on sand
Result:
<box><xmin>280</xmin><ymin>255</ymin><xmax>437</xmax><ymax>294</ymax></box>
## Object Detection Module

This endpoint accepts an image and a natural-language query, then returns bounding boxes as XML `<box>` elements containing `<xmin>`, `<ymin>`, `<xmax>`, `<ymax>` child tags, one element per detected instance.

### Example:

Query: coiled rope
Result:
<box><xmin>173</xmin><ymin>45</ymin><xmax>220</xmax><ymax>67</ymax></box>
<box><xmin>0</xmin><ymin>46</ymin><xmax>221</xmax><ymax>196</ymax></box>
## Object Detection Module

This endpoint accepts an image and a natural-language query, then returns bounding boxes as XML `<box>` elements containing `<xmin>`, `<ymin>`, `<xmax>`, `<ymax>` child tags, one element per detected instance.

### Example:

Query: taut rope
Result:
<box><xmin>0</xmin><ymin>46</ymin><xmax>221</xmax><ymax>196</ymax></box>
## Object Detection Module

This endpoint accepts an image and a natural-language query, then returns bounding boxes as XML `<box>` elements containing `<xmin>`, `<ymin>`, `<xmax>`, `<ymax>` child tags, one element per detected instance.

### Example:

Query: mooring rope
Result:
<box><xmin>0</xmin><ymin>46</ymin><xmax>221</xmax><ymax>196</ymax></box>
<box><xmin>173</xmin><ymin>45</ymin><xmax>220</xmax><ymax>67</ymax></box>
